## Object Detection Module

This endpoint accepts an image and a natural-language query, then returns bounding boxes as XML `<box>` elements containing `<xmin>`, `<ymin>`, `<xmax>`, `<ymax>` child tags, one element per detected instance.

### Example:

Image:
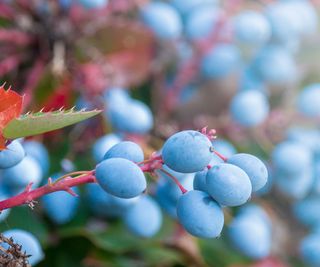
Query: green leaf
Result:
<box><xmin>2</xmin><ymin>109</ymin><xmax>101</xmax><ymax>139</ymax></box>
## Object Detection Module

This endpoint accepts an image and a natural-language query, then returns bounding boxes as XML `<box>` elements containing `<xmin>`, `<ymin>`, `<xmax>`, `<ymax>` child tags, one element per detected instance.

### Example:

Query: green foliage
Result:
<box><xmin>3</xmin><ymin>109</ymin><xmax>101</xmax><ymax>139</ymax></box>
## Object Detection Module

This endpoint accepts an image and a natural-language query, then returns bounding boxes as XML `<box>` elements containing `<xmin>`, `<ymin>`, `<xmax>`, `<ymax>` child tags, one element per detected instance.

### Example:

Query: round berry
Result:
<box><xmin>177</xmin><ymin>190</ymin><xmax>224</xmax><ymax>238</ymax></box>
<box><xmin>103</xmin><ymin>141</ymin><xmax>144</xmax><ymax>163</ymax></box>
<box><xmin>95</xmin><ymin>158</ymin><xmax>146</xmax><ymax>198</ymax></box>
<box><xmin>206</xmin><ymin>163</ymin><xmax>252</xmax><ymax>207</ymax></box>
<box><xmin>124</xmin><ymin>195</ymin><xmax>162</xmax><ymax>237</ymax></box>
<box><xmin>0</xmin><ymin>140</ymin><xmax>25</xmax><ymax>169</ymax></box>
<box><xmin>162</xmin><ymin>130</ymin><xmax>213</xmax><ymax>173</ymax></box>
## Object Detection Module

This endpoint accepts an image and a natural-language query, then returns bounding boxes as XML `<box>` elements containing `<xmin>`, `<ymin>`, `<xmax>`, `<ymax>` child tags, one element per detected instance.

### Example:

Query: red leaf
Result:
<box><xmin>0</xmin><ymin>85</ymin><xmax>23</xmax><ymax>150</ymax></box>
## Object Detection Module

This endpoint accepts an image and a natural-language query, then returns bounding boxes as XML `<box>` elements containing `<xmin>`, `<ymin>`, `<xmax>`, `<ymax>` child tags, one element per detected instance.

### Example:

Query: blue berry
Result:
<box><xmin>91</xmin><ymin>134</ymin><xmax>121</xmax><ymax>163</ymax></box>
<box><xmin>206</xmin><ymin>163</ymin><xmax>252</xmax><ymax>207</ymax></box>
<box><xmin>300</xmin><ymin>233</ymin><xmax>320</xmax><ymax>266</ymax></box>
<box><xmin>211</xmin><ymin>139</ymin><xmax>237</xmax><ymax>158</ymax></box>
<box><xmin>272</xmin><ymin>141</ymin><xmax>312</xmax><ymax>175</ymax></box>
<box><xmin>230</xmin><ymin>90</ymin><xmax>269</xmax><ymax>127</ymax></box>
<box><xmin>162</xmin><ymin>130</ymin><xmax>213</xmax><ymax>173</ymax></box>
<box><xmin>141</xmin><ymin>2</ymin><xmax>182</xmax><ymax>40</ymax></box>
<box><xmin>155</xmin><ymin>167</ymin><xmax>194</xmax><ymax>218</ymax></box>
<box><xmin>312</xmin><ymin>160</ymin><xmax>320</xmax><ymax>195</ymax></box>
<box><xmin>157</xmin><ymin>168</ymin><xmax>194</xmax><ymax>203</ymax></box>
<box><xmin>227</xmin><ymin>153</ymin><xmax>268</xmax><ymax>192</ymax></box>
<box><xmin>59</xmin><ymin>0</ymin><xmax>73</xmax><ymax>9</ymax></box>
<box><xmin>290</xmin><ymin>0</ymin><xmax>318</xmax><ymax>36</ymax></box>
<box><xmin>95</xmin><ymin>158</ymin><xmax>146</xmax><ymax>198</ymax></box>
<box><xmin>177</xmin><ymin>190</ymin><xmax>224</xmax><ymax>238</ymax></box>
<box><xmin>103</xmin><ymin>141</ymin><xmax>144</xmax><ymax>163</ymax></box>
<box><xmin>124</xmin><ymin>195</ymin><xmax>162</xmax><ymax>237</ymax></box>
<box><xmin>297</xmin><ymin>84</ymin><xmax>320</xmax><ymax>118</ymax></box>
<box><xmin>42</xmin><ymin>173</ymin><xmax>79</xmax><ymax>225</ymax></box>
<box><xmin>293</xmin><ymin>196</ymin><xmax>320</xmax><ymax>227</ymax></box>
<box><xmin>275</xmin><ymin>169</ymin><xmax>313</xmax><ymax>199</ymax></box>
<box><xmin>107</xmin><ymin>99</ymin><xmax>153</xmax><ymax>134</ymax></box>
<box><xmin>287</xmin><ymin>127</ymin><xmax>320</xmax><ymax>156</ymax></box>
<box><xmin>0</xmin><ymin>140</ymin><xmax>25</xmax><ymax>169</ymax></box>
<box><xmin>2</xmin><ymin>156</ymin><xmax>43</xmax><ymax>194</ymax></box>
<box><xmin>23</xmin><ymin>140</ymin><xmax>50</xmax><ymax>175</ymax></box>
<box><xmin>75</xmin><ymin>96</ymin><xmax>95</xmax><ymax>110</ymax></box>
<box><xmin>78</xmin><ymin>0</ymin><xmax>108</xmax><ymax>9</ymax></box>
<box><xmin>193</xmin><ymin>169</ymin><xmax>208</xmax><ymax>192</ymax></box>
<box><xmin>228</xmin><ymin>210</ymin><xmax>271</xmax><ymax>259</ymax></box>
<box><xmin>104</xmin><ymin>88</ymin><xmax>130</xmax><ymax>107</ymax></box>
<box><xmin>253</xmin><ymin>45</ymin><xmax>296</xmax><ymax>85</ymax></box>
<box><xmin>233</xmin><ymin>11</ymin><xmax>271</xmax><ymax>46</ymax></box>
<box><xmin>239</xmin><ymin>67</ymin><xmax>267</xmax><ymax>93</ymax></box>
<box><xmin>156</xmin><ymin>184</ymin><xmax>179</xmax><ymax>219</ymax></box>
<box><xmin>256</xmin><ymin>164</ymin><xmax>274</xmax><ymax>196</ymax></box>
<box><xmin>171</xmin><ymin>0</ymin><xmax>218</xmax><ymax>17</ymax></box>
<box><xmin>185</xmin><ymin>6</ymin><xmax>220</xmax><ymax>40</ymax></box>
<box><xmin>265</xmin><ymin>2</ymin><xmax>300</xmax><ymax>43</ymax></box>
<box><xmin>238</xmin><ymin>204</ymin><xmax>271</xmax><ymax>229</ymax></box>
<box><xmin>201</xmin><ymin>44</ymin><xmax>241</xmax><ymax>79</ymax></box>
<box><xmin>209</xmin><ymin>153</ymin><xmax>224</xmax><ymax>166</ymax></box>
<box><xmin>86</xmin><ymin>183</ymin><xmax>138</xmax><ymax>218</ymax></box>
<box><xmin>3</xmin><ymin>229</ymin><xmax>44</xmax><ymax>265</ymax></box>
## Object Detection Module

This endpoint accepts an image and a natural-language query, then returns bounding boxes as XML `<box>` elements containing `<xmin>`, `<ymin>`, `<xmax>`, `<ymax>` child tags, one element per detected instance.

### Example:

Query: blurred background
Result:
<box><xmin>1</xmin><ymin>0</ymin><xmax>320</xmax><ymax>266</ymax></box>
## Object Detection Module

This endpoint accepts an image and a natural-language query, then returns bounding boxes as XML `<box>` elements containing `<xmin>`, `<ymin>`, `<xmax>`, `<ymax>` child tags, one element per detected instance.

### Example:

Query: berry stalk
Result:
<box><xmin>0</xmin><ymin>173</ymin><xmax>96</xmax><ymax>211</ymax></box>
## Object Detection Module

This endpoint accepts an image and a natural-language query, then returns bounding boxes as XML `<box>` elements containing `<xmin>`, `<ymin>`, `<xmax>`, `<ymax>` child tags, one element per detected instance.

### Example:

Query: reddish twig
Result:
<box><xmin>211</xmin><ymin>148</ymin><xmax>228</xmax><ymax>162</ymax></box>
<box><xmin>159</xmin><ymin>169</ymin><xmax>188</xmax><ymax>194</ymax></box>
<box><xmin>138</xmin><ymin>153</ymin><xmax>164</xmax><ymax>173</ymax></box>
<box><xmin>0</xmin><ymin>173</ymin><xmax>96</xmax><ymax>211</ymax></box>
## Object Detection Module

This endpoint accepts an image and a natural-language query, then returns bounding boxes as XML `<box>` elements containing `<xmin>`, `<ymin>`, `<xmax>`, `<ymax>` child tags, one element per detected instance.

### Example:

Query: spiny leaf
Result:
<box><xmin>0</xmin><ymin>84</ymin><xmax>23</xmax><ymax>149</ymax></box>
<box><xmin>2</xmin><ymin>109</ymin><xmax>101</xmax><ymax>139</ymax></box>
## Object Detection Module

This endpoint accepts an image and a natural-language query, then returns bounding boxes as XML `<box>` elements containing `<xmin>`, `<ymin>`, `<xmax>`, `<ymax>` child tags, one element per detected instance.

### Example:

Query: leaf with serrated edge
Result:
<box><xmin>2</xmin><ymin>109</ymin><xmax>101</xmax><ymax>139</ymax></box>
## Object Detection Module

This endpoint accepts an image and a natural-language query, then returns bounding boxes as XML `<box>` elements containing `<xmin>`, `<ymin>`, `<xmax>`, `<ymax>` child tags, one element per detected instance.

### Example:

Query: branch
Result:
<box><xmin>0</xmin><ymin>173</ymin><xmax>96</xmax><ymax>211</ymax></box>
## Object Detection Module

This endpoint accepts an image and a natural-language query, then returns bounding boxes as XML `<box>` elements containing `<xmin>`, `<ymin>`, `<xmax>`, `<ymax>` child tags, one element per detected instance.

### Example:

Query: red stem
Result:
<box><xmin>159</xmin><ymin>169</ymin><xmax>187</xmax><ymax>194</ymax></box>
<box><xmin>0</xmin><ymin>173</ymin><xmax>96</xmax><ymax>211</ymax></box>
<box><xmin>212</xmin><ymin>150</ymin><xmax>228</xmax><ymax>162</ymax></box>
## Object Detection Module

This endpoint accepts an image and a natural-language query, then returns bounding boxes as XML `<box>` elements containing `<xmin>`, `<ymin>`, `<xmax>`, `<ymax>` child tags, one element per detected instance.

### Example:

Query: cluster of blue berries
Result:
<box><xmin>269</xmin><ymin>125</ymin><xmax>320</xmax><ymax>266</ymax></box>
<box><xmin>140</xmin><ymin>0</ymin><xmax>317</xmax><ymax>128</ymax></box>
<box><xmin>92</xmin><ymin>129</ymin><xmax>269</xmax><ymax>243</ymax></box>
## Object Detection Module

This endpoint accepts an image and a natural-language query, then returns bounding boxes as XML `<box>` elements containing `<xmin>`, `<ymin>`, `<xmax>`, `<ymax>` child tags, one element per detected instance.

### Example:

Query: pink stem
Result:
<box><xmin>212</xmin><ymin>149</ymin><xmax>228</xmax><ymax>162</ymax></box>
<box><xmin>0</xmin><ymin>174</ymin><xmax>96</xmax><ymax>211</ymax></box>
<box><xmin>159</xmin><ymin>169</ymin><xmax>187</xmax><ymax>194</ymax></box>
